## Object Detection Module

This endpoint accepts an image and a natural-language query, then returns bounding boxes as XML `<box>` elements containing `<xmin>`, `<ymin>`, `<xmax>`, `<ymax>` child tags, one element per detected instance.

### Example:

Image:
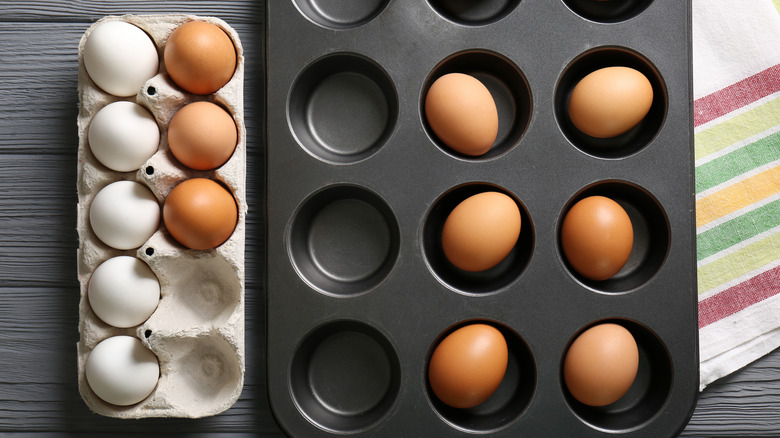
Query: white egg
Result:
<box><xmin>89</xmin><ymin>181</ymin><xmax>160</xmax><ymax>250</ymax></box>
<box><xmin>88</xmin><ymin>256</ymin><xmax>160</xmax><ymax>328</ymax></box>
<box><xmin>88</xmin><ymin>101</ymin><xmax>160</xmax><ymax>172</ymax></box>
<box><xmin>83</xmin><ymin>21</ymin><xmax>159</xmax><ymax>97</ymax></box>
<box><xmin>85</xmin><ymin>336</ymin><xmax>159</xmax><ymax>406</ymax></box>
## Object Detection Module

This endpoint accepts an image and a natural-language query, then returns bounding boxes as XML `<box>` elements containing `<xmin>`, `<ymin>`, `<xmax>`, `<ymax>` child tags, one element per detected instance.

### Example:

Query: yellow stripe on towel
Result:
<box><xmin>696</xmin><ymin>165</ymin><xmax>780</xmax><ymax>228</ymax></box>
<box><xmin>698</xmin><ymin>231</ymin><xmax>780</xmax><ymax>294</ymax></box>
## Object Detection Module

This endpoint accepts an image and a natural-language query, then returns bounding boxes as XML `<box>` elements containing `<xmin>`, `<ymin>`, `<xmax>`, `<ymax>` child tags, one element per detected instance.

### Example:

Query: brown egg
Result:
<box><xmin>561</xmin><ymin>196</ymin><xmax>633</xmax><ymax>281</ymax></box>
<box><xmin>168</xmin><ymin>101</ymin><xmax>237</xmax><ymax>170</ymax></box>
<box><xmin>568</xmin><ymin>67</ymin><xmax>653</xmax><ymax>138</ymax></box>
<box><xmin>425</xmin><ymin>73</ymin><xmax>499</xmax><ymax>156</ymax></box>
<box><xmin>428</xmin><ymin>324</ymin><xmax>508</xmax><ymax>408</ymax></box>
<box><xmin>563</xmin><ymin>323</ymin><xmax>639</xmax><ymax>406</ymax></box>
<box><xmin>163</xmin><ymin>178</ymin><xmax>238</xmax><ymax>250</ymax></box>
<box><xmin>442</xmin><ymin>192</ymin><xmax>521</xmax><ymax>272</ymax></box>
<box><xmin>164</xmin><ymin>21</ymin><xmax>237</xmax><ymax>95</ymax></box>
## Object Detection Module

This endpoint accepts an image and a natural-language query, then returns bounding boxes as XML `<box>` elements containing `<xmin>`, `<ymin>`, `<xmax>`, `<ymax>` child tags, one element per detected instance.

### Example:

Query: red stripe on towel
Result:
<box><xmin>694</xmin><ymin>64</ymin><xmax>780</xmax><ymax>127</ymax></box>
<box><xmin>699</xmin><ymin>265</ymin><xmax>780</xmax><ymax>329</ymax></box>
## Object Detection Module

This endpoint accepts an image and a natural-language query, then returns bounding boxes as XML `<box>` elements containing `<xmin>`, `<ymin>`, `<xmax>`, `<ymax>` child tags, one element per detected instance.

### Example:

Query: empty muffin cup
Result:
<box><xmin>293</xmin><ymin>0</ymin><xmax>390</xmax><ymax>29</ymax></box>
<box><xmin>289</xmin><ymin>184</ymin><xmax>400</xmax><ymax>296</ymax></box>
<box><xmin>288</xmin><ymin>53</ymin><xmax>398</xmax><ymax>164</ymax></box>
<box><xmin>290</xmin><ymin>320</ymin><xmax>401</xmax><ymax>433</ymax></box>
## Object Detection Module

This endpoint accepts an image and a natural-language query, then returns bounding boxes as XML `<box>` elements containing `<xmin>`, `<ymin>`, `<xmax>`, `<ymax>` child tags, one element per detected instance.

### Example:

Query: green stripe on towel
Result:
<box><xmin>695</xmin><ymin>130</ymin><xmax>780</xmax><ymax>194</ymax></box>
<box><xmin>697</xmin><ymin>199</ymin><xmax>780</xmax><ymax>261</ymax></box>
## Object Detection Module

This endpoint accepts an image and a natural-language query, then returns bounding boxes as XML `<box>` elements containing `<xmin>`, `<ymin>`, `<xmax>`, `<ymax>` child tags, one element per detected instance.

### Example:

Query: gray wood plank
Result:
<box><xmin>682</xmin><ymin>353</ymin><xmax>780</xmax><ymax>436</ymax></box>
<box><xmin>0</xmin><ymin>1</ymin><xmax>262</xmax><ymax>23</ymax></box>
<box><xmin>0</xmin><ymin>24</ymin><xmax>80</xmax><ymax>154</ymax></box>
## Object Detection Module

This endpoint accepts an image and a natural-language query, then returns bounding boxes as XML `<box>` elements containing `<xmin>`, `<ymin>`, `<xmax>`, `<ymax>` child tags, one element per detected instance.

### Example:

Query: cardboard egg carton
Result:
<box><xmin>76</xmin><ymin>14</ymin><xmax>246</xmax><ymax>418</ymax></box>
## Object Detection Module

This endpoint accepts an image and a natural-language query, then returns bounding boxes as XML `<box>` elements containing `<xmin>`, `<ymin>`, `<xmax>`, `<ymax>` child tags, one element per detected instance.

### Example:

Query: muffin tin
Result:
<box><xmin>266</xmin><ymin>0</ymin><xmax>697</xmax><ymax>436</ymax></box>
<box><xmin>76</xmin><ymin>14</ymin><xmax>246</xmax><ymax>418</ymax></box>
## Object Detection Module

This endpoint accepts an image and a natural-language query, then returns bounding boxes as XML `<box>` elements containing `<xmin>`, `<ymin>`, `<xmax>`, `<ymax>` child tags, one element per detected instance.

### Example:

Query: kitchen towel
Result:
<box><xmin>693</xmin><ymin>0</ymin><xmax>780</xmax><ymax>390</ymax></box>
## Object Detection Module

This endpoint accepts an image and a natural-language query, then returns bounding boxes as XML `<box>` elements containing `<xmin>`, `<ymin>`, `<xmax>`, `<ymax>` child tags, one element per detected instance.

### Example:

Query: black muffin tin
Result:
<box><xmin>265</xmin><ymin>1</ymin><xmax>697</xmax><ymax>436</ymax></box>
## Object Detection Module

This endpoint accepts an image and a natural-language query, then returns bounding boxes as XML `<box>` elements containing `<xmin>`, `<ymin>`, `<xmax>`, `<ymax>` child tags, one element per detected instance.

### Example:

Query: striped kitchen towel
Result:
<box><xmin>694</xmin><ymin>0</ymin><xmax>780</xmax><ymax>390</ymax></box>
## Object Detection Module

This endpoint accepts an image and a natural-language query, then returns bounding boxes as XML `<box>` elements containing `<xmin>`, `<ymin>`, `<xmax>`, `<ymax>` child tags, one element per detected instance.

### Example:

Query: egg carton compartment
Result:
<box><xmin>77</xmin><ymin>330</ymin><xmax>243</xmax><ymax>418</ymax></box>
<box><xmin>267</xmin><ymin>0</ymin><xmax>696</xmax><ymax>436</ymax></box>
<box><xmin>76</xmin><ymin>14</ymin><xmax>246</xmax><ymax>418</ymax></box>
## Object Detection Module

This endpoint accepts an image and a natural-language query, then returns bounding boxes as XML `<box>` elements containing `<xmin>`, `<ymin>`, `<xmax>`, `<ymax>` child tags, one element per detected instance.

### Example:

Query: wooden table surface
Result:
<box><xmin>1</xmin><ymin>1</ymin><xmax>779</xmax><ymax>435</ymax></box>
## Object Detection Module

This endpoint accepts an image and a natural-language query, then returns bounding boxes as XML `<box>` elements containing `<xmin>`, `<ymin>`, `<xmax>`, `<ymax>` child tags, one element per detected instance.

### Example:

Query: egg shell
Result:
<box><xmin>163</xmin><ymin>178</ymin><xmax>238</xmax><ymax>250</ymax></box>
<box><xmin>164</xmin><ymin>20</ymin><xmax>238</xmax><ymax>95</ymax></box>
<box><xmin>425</xmin><ymin>73</ymin><xmax>499</xmax><ymax>156</ymax></box>
<box><xmin>88</xmin><ymin>101</ymin><xmax>160</xmax><ymax>172</ymax></box>
<box><xmin>88</xmin><ymin>256</ymin><xmax>160</xmax><ymax>328</ymax></box>
<box><xmin>85</xmin><ymin>335</ymin><xmax>160</xmax><ymax>407</ymax></box>
<box><xmin>563</xmin><ymin>323</ymin><xmax>639</xmax><ymax>407</ymax></box>
<box><xmin>82</xmin><ymin>20</ymin><xmax>159</xmax><ymax>97</ymax></box>
<box><xmin>561</xmin><ymin>196</ymin><xmax>633</xmax><ymax>281</ymax></box>
<box><xmin>428</xmin><ymin>324</ymin><xmax>509</xmax><ymax>409</ymax></box>
<box><xmin>168</xmin><ymin>101</ymin><xmax>237</xmax><ymax>170</ymax></box>
<box><xmin>88</xmin><ymin>180</ymin><xmax>161</xmax><ymax>250</ymax></box>
<box><xmin>567</xmin><ymin>66</ymin><xmax>653</xmax><ymax>138</ymax></box>
<box><xmin>441</xmin><ymin>191</ymin><xmax>521</xmax><ymax>272</ymax></box>
<box><xmin>76</xmin><ymin>14</ymin><xmax>246</xmax><ymax>419</ymax></box>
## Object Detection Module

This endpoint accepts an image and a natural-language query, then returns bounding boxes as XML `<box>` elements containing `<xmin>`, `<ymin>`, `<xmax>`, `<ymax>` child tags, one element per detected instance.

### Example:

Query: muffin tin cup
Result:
<box><xmin>294</xmin><ymin>0</ymin><xmax>391</xmax><ymax>30</ymax></box>
<box><xmin>423</xmin><ymin>182</ymin><xmax>534</xmax><ymax>294</ymax></box>
<box><xmin>289</xmin><ymin>53</ymin><xmax>399</xmax><ymax>164</ymax></box>
<box><xmin>76</xmin><ymin>15</ymin><xmax>246</xmax><ymax>418</ymax></box>
<box><xmin>288</xmin><ymin>184</ymin><xmax>401</xmax><ymax>296</ymax></box>
<box><xmin>267</xmin><ymin>0</ymin><xmax>697</xmax><ymax>436</ymax></box>
<box><xmin>554</xmin><ymin>46</ymin><xmax>668</xmax><ymax>159</ymax></box>
<box><xmin>428</xmin><ymin>0</ymin><xmax>521</xmax><ymax>26</ymax></box>
<box><xmin>560</xmin><ymin>318</ymin><xmax>673</xmax><ymax>432</ymax></box>
<box><xmin>563</xmin><ymin>0</ymin><xmax>654</xmax><ymax>23</ymax></box>
<box><xmin>290</xmin><ymin>320</ymin><xmax>402</xmax><ymax>433</ymax></box>
<box><xmin>557</xmin><ymin>180</ymin><xmax>671</xmax><ymax>293</ymax></box>
<box><xmin>424</xmin><ymin>320</ymin><xmax>536</xmax><ymax>434</ymax></box>
<box><xmin>422</xmin><ymin>50</ymin><xmax>532</xmax><ymax>161</ymax></box>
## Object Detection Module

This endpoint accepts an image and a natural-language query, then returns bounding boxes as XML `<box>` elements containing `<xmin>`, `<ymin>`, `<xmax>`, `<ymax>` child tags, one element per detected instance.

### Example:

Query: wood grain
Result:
<box><xmin>0</xmin><ymin>1</ymin><xmax>778</xmax><ymax>435</ymax></box>
<box><xmin>0</xmin><ymin>1</ymin><xmax>260</xmax><ymax>23</ymax></box>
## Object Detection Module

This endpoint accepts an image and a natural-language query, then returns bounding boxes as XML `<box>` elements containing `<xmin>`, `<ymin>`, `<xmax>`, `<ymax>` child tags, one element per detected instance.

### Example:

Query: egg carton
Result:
<box><xmin>76</xmin><ymin>14</ymin><xmax>246</xmax><ymax>418</ymax></box>
<box><xmin>266</xmin><ymin>1</ymin><xmax>698</xmax><ymax>436</ymax></box>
